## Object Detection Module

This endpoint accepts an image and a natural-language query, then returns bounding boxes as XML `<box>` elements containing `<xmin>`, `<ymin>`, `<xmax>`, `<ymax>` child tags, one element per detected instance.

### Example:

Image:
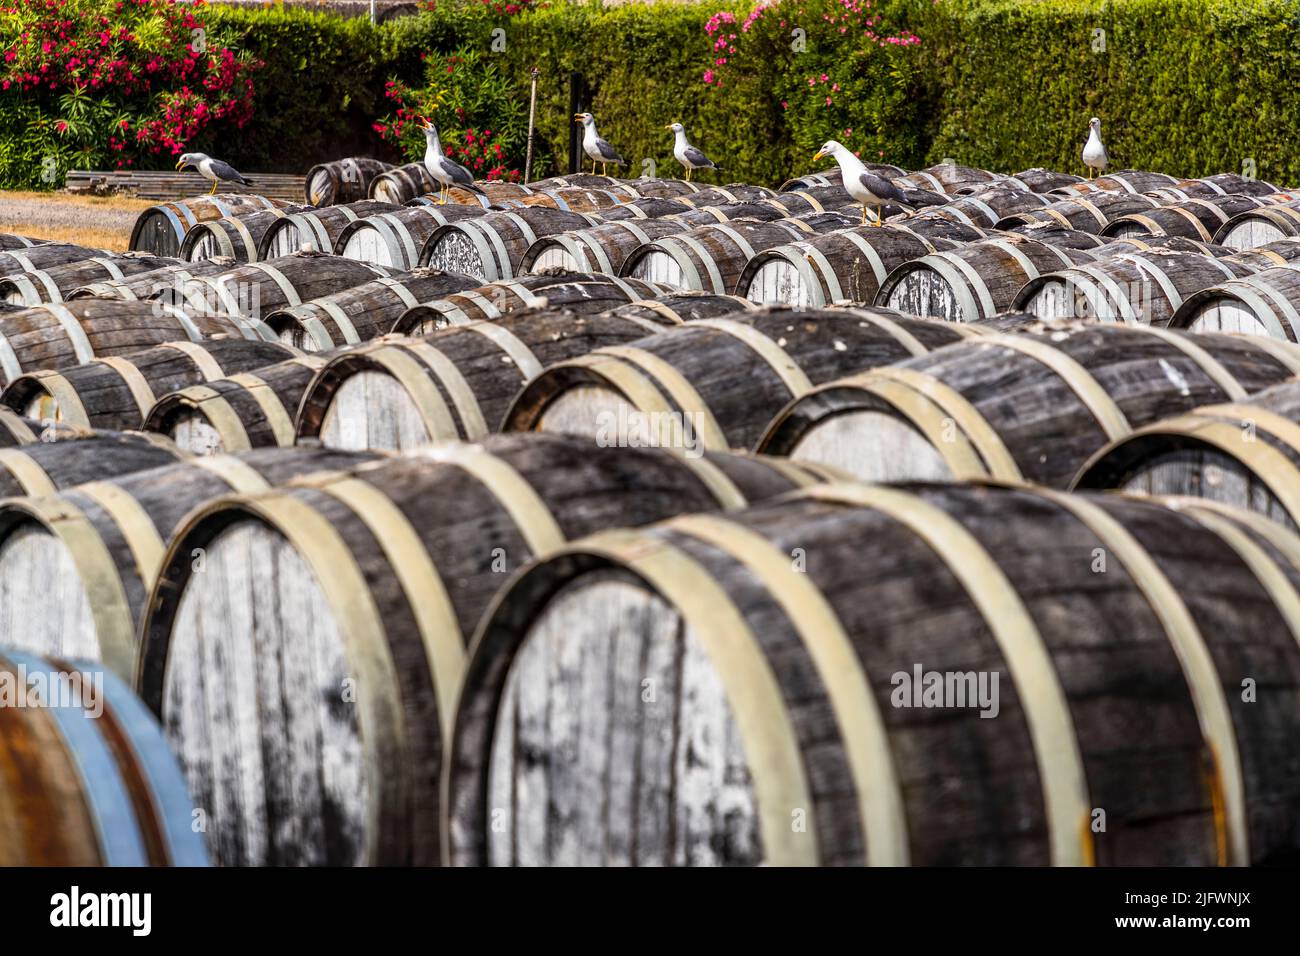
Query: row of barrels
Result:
<box><xmin>6</xmin><ymin>422</ymin><xmax>1300</xmax><ymax>865</ymax></box>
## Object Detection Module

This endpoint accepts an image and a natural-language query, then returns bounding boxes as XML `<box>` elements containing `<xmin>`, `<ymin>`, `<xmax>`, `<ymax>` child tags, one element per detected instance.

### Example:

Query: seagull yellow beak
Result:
<box><xmin>813</xmin><ymin>149</ymin><xmax>825</xmax><ymax>162</ymax></box>
<box><xmin>573</xmin><ymin>114</ymin><xmax>582</xmax><ymax>122</ymax></box>
<box><xmin>664</xmin><ymin>125</ymin><xmax>672</xmax><ymax>130</ymax></box>
<box><xmin>174</xmin><ymin>158</ymin><xmax>184</xmax><ymax>170</ymax></box>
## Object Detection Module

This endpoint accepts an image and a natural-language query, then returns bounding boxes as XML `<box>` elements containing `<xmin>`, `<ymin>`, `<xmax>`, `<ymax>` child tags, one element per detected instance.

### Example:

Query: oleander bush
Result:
<box><xmin>4</xmin><ymin>0</ymin><xmax>1300</xmax><ymax>190</ymax></box>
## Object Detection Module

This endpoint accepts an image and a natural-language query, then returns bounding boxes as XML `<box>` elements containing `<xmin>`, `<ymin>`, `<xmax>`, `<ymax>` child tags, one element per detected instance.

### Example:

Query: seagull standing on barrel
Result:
<box><xmin>1082</xmin><ymin>117</ymin><xmax>1109</xmax><ymax>180</ymax></box>
<box><xmin>175</xmin><ymin>152</ymin><xmax>251</xmax><ymax>195</ymax></box>
<box><xmin>420</xmin><ymin>118</ymin><xmax>486</xmax><ymax>204</ymax></box>
<box><xmin>812</xmin><ymin>140</ymin><xmax>945</xmax><ymax>226</ymax></box>
<box><xmin>574</xmin><ymin>112</ymin><xmax>627</xmax><ymax>176</ymax></box>
<box><xmin>665</xmin><ymin>122</ymin><xmax>719</xmax><ymax>182</ymax></box>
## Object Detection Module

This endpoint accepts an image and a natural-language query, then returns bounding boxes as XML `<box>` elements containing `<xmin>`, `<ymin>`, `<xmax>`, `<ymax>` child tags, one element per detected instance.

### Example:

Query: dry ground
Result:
<box><xmin>0</xmin><ymin>191</ymin><xmax>155</xmax><ymax>252</ymax></box>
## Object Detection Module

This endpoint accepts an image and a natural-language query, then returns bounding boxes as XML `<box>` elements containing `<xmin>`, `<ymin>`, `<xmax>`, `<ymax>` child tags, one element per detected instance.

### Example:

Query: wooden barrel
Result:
<box><xmin>420</xmin><ymin>208</ymin><xmax>601</xmax><ymax>281</ymax></box>
<box><xmin>1012</xmin><ymin>167</ymin><xmax>1085</xmax><ymax>192</ymax></box>
<box><xmin>674</xmin><ymin>185</ymin><xmax>778</xmax><ymax>207</ymax></box>
<box><xmin>0</xmin><ymin>243</ymin><xmax>112</xmax><ymax>279</ymax></box>
<box><xmin>579</xmin><ymin>197</ymin><xmax>694</xmax><ymax>221</ymax></box>
<box><xmin>1213</xmin><ymin>200</ymin><xmax>1300</xmax><ymax>249</ymax></box>
<box><xmin>179</xmin><ymin>206</ymin><xmax>310</xmax><ymax>263</ymax></box>
<box><xmin>0</xmin><ymin>411</ymin><xmax>101</xmax><ymax>447</ymax></box>
<box><xmin>995</xmin><ymin>191</ymin><xmax>1161</xmax><ymax>233</ymax></box>
<box><xmin>298</xmin><ymin>310</ymin><xmax>669</xmax><ymax>450</ymax></box>
<box><xmin>758</xmin><ymin>321</ymin><xmax>1300</xmax><ymax>488</ymax></box>
<box><xmin>335</xmin><ymin>205</ymin><xmax>490</xmax><ymax>269</ymax></box>
<box><xmin>875</xmin><ymin>235</ymin><xmax>1098</xmax><ymax>322</ymax></box>
<box><xmin>1005</xmin><ymin>221</ymin><xmax>1110</xmax><ymax>251</ymax></box>
<box><xmin>908</xmin><ymin>187</ymin><xmax>1051</xmax><ymax>228</ymax></box>
<box><xmin>779</xmin><ymin>182</ymin><xmax>863</xmax><ymax>212</ymax></box>
<box><xmin>528</xmin><ymin>173</ymin><xmax>640</xmax><ymax>192</ymax></box>
<box><xmin>521</xmin><ymin>219</ymin><xmax>690</xmax><ymax>274</ymax></box>
<box><xmin>504</xmin><ymin>307</ymin><xmax>980</xmax><ymax>451</ymax></box>
<box><xmin>895</xmin><ymin>163</ymin><xmax>1004</xmax><ymax>195</ymax></box>
<box><xmin>68</xmin><ymin>260</ymin><xmax>232</xmax><ymax>301</ymax></box>
<box><xmin>407</xmin><ymin>181</ymin><xmax>538</xmax><ymax>209</ymax></box>
<box><xmin>391</xmin><ymin>274</ymin><xmax>670</xmax><ymax>334</ymax></box>
<box><xmin>621</xmin><ymin>218</ymin><xmax>851</xmax><ymax>294</ymax></box>
<box><xmin>1100</xmin><ymin>195</ymin><xmax>1271</xmax><ymax>241</ymax></box>
<box><xmin>1073</xmin><ymin>378</ymin><xmax>1300</xmax><ymax>531</ymax></box>
<box><xmin>778</xmin><ymin>165</ymin><xmax>906</xmax><ymax>191</ymax></box>
<box><xmin>2</xmin><ymin>339</ymin><xmax>299</xmax><ymax>431</ymax></box>
<box><xmin>305</xmin><ymin>157</ymin><xmax>395</xmax><ymax>206</ymax></box>
<box><xmin>0</xmin><ymin>253</ymin><xmax>179</xmax><ymax>305</ymax></box>
<box><xmin>265</xmin><ymin>269</ymin><xmax>480</xmax><ymax>351</ymax></box>
<box><xmin>446</xmin><ymin>482</ymin><xmax>1300</xmax><ymax>866</ymax></box>
<box><xmin>0</xmin><ymin>649</ymin><xmax>208</xmax><ymax>865</ymax></box>
<box><xmin>1015</xmin><ymin>249</ymin><xmax>1257</xmax><ymax>325</ymax></box>
<box><xmin>491</xmin><ymin>187</ymin><xmax>626</xmax><ymax>214</ymax></box>
<box><xmin>1047</xmin><ymin>169</ymin><xmax>1179</xmax><ymax>198</ymax></box>
<box><xmin>736</xmin><ymin>223</ymin><xmax>970</xmax><ymax>308</ymax></box>
<box><xmin>144</xmin><ymin>354</ymin><xmax>331</xmax><ymax>453</ymax></box>
<box><xmin>0</xmin><ymin>234</ymin><xmax>49</xmax><ymax>251</ymax></box>
<box><xmin>600</xmin><ymin>292</ymin><xmax>759</xmax><ymax>325</ymax></box>
<box><xmin>367</xmin><ymin>162</ymin><xmax>440</xmax><ymax>204</ymax></box>
<box><xmin>258</xmin><ymin>201</ymin><xmax>400</xmax><ymax>260</ymax></box>
<box><xmin>135</xmin><ymin>433</ymin><xmax>835</xmax><ymax>866</ymax></box>
<box><xmin>1222</xmin><ymin>238</ymin><xmax>1300</xmax><ymax>270</ymax></box>
<box><xmin>0</xmin><ymin>447</ymin><xmax>376</xmax><ymax>678</ymax></box>
<box><xmin>163</xmin><ymin>252</ymin><xmax>400</xmax><ymax>318</ymax></box>
<box><xmin>1095</xmin><ymin>235</ymin><xmax>1230</xmax><ymax>258</ymax></box>
<box><xmin>128</xmin><ymin>194</ymin><xmax>289</xmax><ymax>257</ymax></box>
<box><xmin>665</xmin><ymin>201</ymin><xmax>792</xmax><ymax>227</ymax></box>
<box><xmin>1151</xmin><ymin>173</ymin><xmax>1284</xmax><ymax>200</ymax></box>
<box><xmin>0</xmin><ymin>301</ymin><xmax>274</xmax><ymax>387</ymax></box>
<box><xmin>0</xmin><ymin>430</ymin><xmax>184</xmax><ymax>496</ymax></box>
<box><xmin>1167</xmin><ymin>265</ymin><xmax>1300</xmax><ymax>342</ymax></box>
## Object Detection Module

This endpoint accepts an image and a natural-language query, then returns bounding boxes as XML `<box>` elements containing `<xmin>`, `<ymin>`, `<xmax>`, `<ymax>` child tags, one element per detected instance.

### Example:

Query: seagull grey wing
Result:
<box><xmin>899</xmin><ymin>186</ymin><xmax>948</xmax><ymax>208</ymax></box>
<box><xmin>208</xmin><ymin>159</ymin><xmax>249</xmax><ymax>184</ymax></box>
<box><xmin>439</xmin><ymin>157</ymin><xmax>477</xmax><ymax>185</ymax></box>
<box><xmin>859</xmin><ymin>171</ymin><xmax>908</xmax><ymax>204</ymax></box>
<box><xmin>683</xmin><ymin>146</ymin><xmax>716</xmax><ymax>169</ymax></box>
<box><xmin>595</xmin><ymin>137</ymin><xmax>628</xmax><ymax>166</ymax></box>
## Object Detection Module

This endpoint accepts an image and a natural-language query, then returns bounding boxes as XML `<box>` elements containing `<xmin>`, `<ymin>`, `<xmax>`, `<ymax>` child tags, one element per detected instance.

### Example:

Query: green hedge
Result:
<box><xmin>11</xmin><ymin>0</ymin><xmax>1300</xmax><ymax>189</ymax></box>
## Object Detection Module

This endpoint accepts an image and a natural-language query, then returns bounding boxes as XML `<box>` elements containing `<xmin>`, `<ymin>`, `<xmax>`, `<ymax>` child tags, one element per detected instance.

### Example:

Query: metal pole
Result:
<box><xmin>524</xmin><ymin>68</ymin><xmax>540</xmax><ymax>184</ymax></box>
<box><xmin>370</xmin><ymin>0</ymin><xmax>376</xmax><ymax>24</ymax></box>
<box><xmin>568</xmin><ymin>72</ymin><xmax>582</xmax><ymax>175</ymax></box>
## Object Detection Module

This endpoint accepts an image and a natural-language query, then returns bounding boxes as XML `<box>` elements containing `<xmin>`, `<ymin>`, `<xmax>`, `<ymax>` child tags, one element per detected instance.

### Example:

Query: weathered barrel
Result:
<box><xmin>600</xmin><ymin>292</ymin><xmax>759</xmax><ymax>325</ymax></box>
<box><xmin>335</xmin><ymin>205</ymin><xmax>490</xmax><ymax>269</ymax></box>
<box><xmin>162</xmin><ymin>252</ymin><xmax>400</xmax><ymax>318</ymax></box>
<box><xmin>674</xmin><ymin>185</ymin><xmax>778</xmax><ymax>207</ymax></box>
<box><xmin>2</xmin><ymin>339</ymin><xmax>299</xmax><ymax>431</ymax></box>
<box><xmin>128</xmin><ymin>194</ymin><xmax>289</xmax><ymax>257</ymax></box>
<box><xmin>0</xmin><ymin>446</ymin><xmax>375</xmax><ymax>678</ymax></box>
<box><xmin>736</xmin><ymin>222</ymin><xmax>976</xmax><ymax>308</ymax></box>
<box><xmin>265</xmin><ymin>269</ymin><xmax>480</xmax><ymax>351</ymax></box>
<box><xmin>446</xmin><ymin>481</ymin><xmax>1300</xmax><ymax>866</ymax></box>
<box><xmin>1005</xmin><ymin>221</ymin><xmax>1110</xmax><ymax>251</ymax></box>
<box><xmin>391</xmin><ymin>273</ymin><xmax>670</xmax><ymax>333</ymax></box>
<box><xmin>663</xmin><ymin>201</ymin><xmax>791</xmax><ymax>227</ymax></box>
<box><xmin>0</xmin><ymin>253</ymin><xmax>179</xmax><ymax>305</ymax></box>
<box><xmin>528</xmin><ymin>173</ymin><xmax>640</xmax><ymax>193</ymax></box>
<box><xmin>621</xmin><ymin>218</ymin><xmax>852</xmax><ymax>293</ymax></box>
<box><xmin>1167</xmin><ymin>265</ymin><xmax>1300</xmax><ymax>342</ymax></box>
<box><xmin>179</xmin><ymin>206</ymin><xmax>310</xmax><ymax>263</ymax></box>
<box><xmin>1012</xmin><ymin>167</ymin><xmax>1085</xmax><ymax>192</ymax></box>
<box><xmin>305</xmin><ymin>157</ymin><xmax>395</xmax><ymax>206</ymax></box>
<box><xmin>1213</xmin><ymin>200</ymin><xmax>1300</xmax><ymax>249</ymax></box>
<box><xmin>1048</xmin><ymin>169</ymin><xmax>1179</xmax><ymax>197</ymax></box>
<box><xmin>136</xmin><ymin>433</ymin><xmax>836</xmax><ymax>866</ymax></box>
<box><xmin>0</xmin><ymin>430</ymin><xmax>185</xmax><ymax>496</ymax></box>
<box><xmin>408</xmin><ymin>181</ymin><xmax>538</xmax><ymax>209</ymax></box>
<box><xmin>505</xmin><ymin>307</ymin><xmax>980</xmax><ymax>451</ymax></box>
<box><xmin>996</xmin><ymin>191</ymin><xmax>1161</xmax><ymax>233</ymax></box>
<box><xmin>0</xmin><ymin>649</ymin><xmax>208</xmax><ymax>865</ymax></box>
<box><xmin>758</xmin><ymin>321</ymin><xmax>1299</xmax><ymax>487</ymax></box>
<box><xmin>1073</xmin><ymin>378</ymin><xmax>1300</xmax><ymax>531</ymax></box>
<box><xmin>0</xmin><ymin>233</ymin><xmax>49</xmax><ymax>251</ymax></box>
<box><xmin>0</xmin><ymin>243</ymin><xmax>111</xmax><ymax>279</ymax></box>
<box><xmin>298</xmin><ymin>310</ymin><xmax>670</xmax><ymax>450</ymax></box>
<box><xmin>896</xmin><ymin>163</ymin><xmax>1004</xmax><ymax>195</ymax></box>
<box><xmin>579</xmin><ymin>197</ymin><xmax>694</xmax><ymax>221</ymax></box>
<box><xmin>492</xmin><ymin>187</ymin><xmax>626</xmax><ymax>214</ymax></box>
<box><xmin>1147</xmin><ymin>173</ymin><xmax>1284</xmax><ymax>201</ymax></box>
<box><xmin>1095</xmin><ymin>235</ymin><xmax>1231</xmax><ymax>258</ymax></box>
<box><xmin>521</xmin><ymin>219</ymin><xmax>690</xmax><ymax>274</ymax></box>
<box><xmin>144</xmin><ymin>354</ymin><xmax>330</xmax><ymax>453</ymax></box>
<box><xmin>908</xmin><ymin>188</ymin><xmax>1051</xmax><ymax>228</ymax></box>
<box><xmin>0</xmin><ymin>410</ymin><xmax>93</xmax><ymax>447</ymax></box>
<box><xmin>1015</xmin><ymin>249</ymin><xmax>1257</xmax><ymax>325</ymax></box>
<box><xmin>0</xmin><ymin>301</ymin><xmax>273</xmax><ymax>386</ymax></box>
<box><xmin>68</xmin><ymin>260</ymin><xmax>232</xmax><ymax>301</ymax></box>
<box><xmin>258</xmin><ymin>200</ymin><xmax>400</xmax><ymax>259</ymax></box>
<box><xmin>1100</xmin><ymin>195</ymin><xmax>1272</xmax><ymax>241</ymax></box>
<box><xmin>367</xmin><ymin>162</ymin><xmax>440</xmax><ymax>204</ymax></box>
<box><xmin>1222</xmin><ymin>238</ymin><xmax>1300</xmax><ymax>270</ymax></box>
<box><xmin>876</xmin><ymin>235</ymin><xmax>1097</xmax><ymax>322</ymax></box>
<box><xmin>420</xmin><ymin>207</ymin><xmax>600</xmax><ymax>281</ymax></box>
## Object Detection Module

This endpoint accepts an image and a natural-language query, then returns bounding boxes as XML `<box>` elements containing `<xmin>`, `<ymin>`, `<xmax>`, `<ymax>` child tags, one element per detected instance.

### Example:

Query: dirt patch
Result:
<box><xmin>0</xmin><ymin>191</ymin><xmax>156</xmax><ymax>252</ymax></box>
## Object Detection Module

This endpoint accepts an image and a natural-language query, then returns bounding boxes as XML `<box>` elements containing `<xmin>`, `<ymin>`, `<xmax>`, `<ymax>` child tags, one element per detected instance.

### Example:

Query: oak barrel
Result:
<box><xmin>367</xmin><ymin>162</ymin><xmax>440</xmax><ymax>204</ymax></box>
<box><xmin>68</xmin><ymin>261</ymin><xmax>232</xmax><ymax>302</ymax></box>
<box><xmin>1100</xmin><ymin>195</ymin><xmax>1272</xmax><ymax>241</ymax></box>
<box><xmin>1169</xmin><ymin>265</ymin><xmax>1300</xmax><ymax>341</ymax></box>
<box><xmin>420</xmin><ymin>207</ymin><xmax>601</xmax><ymax>281</ymax></box>
<box><xmin>0</xmin><ymin>253</ymin><xmax>179</xmax><ymax>306</ymax></box>
<box><xmin>128</xmin><ymin>195</ymin><xmax>290</xmax><ymax>257</ymax></box>
<box><xmin>0</xmin><ymin>243</ymin><xmax>112</xmax><ymax>279</ymax></box>
<box><xmin>335</xmin><ymin>205</ymin><xmax>491</xmax><ymax>270</ymax></box>
<box><xmin>995</xmin><ymin>191</ymin><xmax>1161</xmax><ymax>233</ymax></box>
<box><xmin>306</xmin><ymin>157</ymin><xmax>395</xmax><ymax>206</ymax></box>
<box><xmin>258</xmin><ymin>200</ymin><xmax>400</xmax><ymax>260</ymax></box>
<box><xmin>179</xmin><ymin>206</ymin><xmax>311</xmax><ymax>263</ymax></box>
<box><xmin>521</xmin><ymin>219</ymin><xmax>690</xmax><ymax>275</ymax></box>
<box><xmin>0</xmin><ymin>429</ymin><xmax>185</xmax><ymax>496</ymax></box>
<box><xmin>1213</xmin><ymin>200</ymin><xmax>1300</xmax><ymax>249</ymax></box>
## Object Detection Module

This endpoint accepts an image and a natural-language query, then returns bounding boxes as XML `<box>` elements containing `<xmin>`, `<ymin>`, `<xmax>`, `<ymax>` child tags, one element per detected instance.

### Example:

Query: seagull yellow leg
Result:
<box><xmin>861</xmin><ymin>204</ymin><xmax>867</xmax><ymax>226</ymax></box>
<box><xmin>685</xmin><ymin>168</ymin><xmax>691</xmax><ymax>183</ymax></box>
<box><xmin>208</xmin><ymin>181</ymin><xmax>217</xmax><ymax>195</ymax></box>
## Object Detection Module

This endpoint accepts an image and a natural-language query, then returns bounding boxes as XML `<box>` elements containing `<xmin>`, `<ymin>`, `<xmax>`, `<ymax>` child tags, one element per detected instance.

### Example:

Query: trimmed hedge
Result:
<box><xmin>8</xmin><ymin>0</ymin><xmax>1300</xmax><ymax>189</ymax></box>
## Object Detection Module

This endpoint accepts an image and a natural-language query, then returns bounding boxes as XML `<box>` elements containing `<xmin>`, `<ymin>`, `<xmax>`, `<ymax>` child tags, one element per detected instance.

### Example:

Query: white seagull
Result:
<box><xmin>813</xmin><ymin>140</ymin><xmax>946</xmax><ymax>226</ymax></box>
<box><xmin>420</xmin><ymin>119</ymin><xmax>486</xmax><ymax>203</ymax></box>
<box><xmin>574</xmin><ymin>112</ymin><xmax>627</xmax><ymax>176</ymax></box>
<box><xmin>1082</xmin><ymin>117</ymin><xmax>1109</xmax><ymax>180</ymax></box>
<box><xmin>175</xmin><ymin>152</ymin><xmax>250</xmax><ymax>195</ymax></box>
<box><xmin>665</xmin><ymin>122</ymin><xmax>719</xmax><ymax>182</ymax></box>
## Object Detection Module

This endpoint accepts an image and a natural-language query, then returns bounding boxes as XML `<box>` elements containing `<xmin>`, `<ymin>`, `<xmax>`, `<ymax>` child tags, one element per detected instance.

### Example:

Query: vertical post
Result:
<box><xmin>524</xmin><ymin>68</ymin><xmax>540</xmax><ymax>185</ymax></box>
<box><xmin>568</xmin><ymin>72</ymin><xmax>583</xmax><ymax>175</ymax></box>
<box><xmin>370</xmin><ymin>0</ymin><xmax>376</xmax><ymax>24</ymax></box>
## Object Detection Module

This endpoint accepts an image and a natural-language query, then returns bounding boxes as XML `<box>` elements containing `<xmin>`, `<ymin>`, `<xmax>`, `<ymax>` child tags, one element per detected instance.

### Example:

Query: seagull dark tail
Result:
<box><xmin>899</xmin><ymin>186</ymin><xmax>947</xmax><ymax>207</ymax></box>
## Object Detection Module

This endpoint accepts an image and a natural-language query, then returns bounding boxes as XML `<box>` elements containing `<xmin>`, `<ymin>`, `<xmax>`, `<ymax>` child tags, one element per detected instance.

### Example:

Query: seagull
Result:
<box><xmin>175</xmin><ymin>152</ymin><xmax>250</xmax><ymax>195</ymax></box>
<box><xmin>812</xmin><ymin>140</ymin><xmax>947</xmax><ymax>225</ymax></box>
<box><xmin>1082</xmin><ymin>117</ymin><xmax>1108</xmax><ymax>180</ymax></box>
<box><xmin>665</xmin><ymin>122</ymin><xmax>719</xmax><ymax>182</ymax></box>
<box><xmin>420</xmin><ymin>119</ymin><xmax>486</xmax><ymax>204</ymax></box>
<box><xmin>574</xmin><ymin>112</ymin><xmax>627</xmax><ymax>176</ymax></box>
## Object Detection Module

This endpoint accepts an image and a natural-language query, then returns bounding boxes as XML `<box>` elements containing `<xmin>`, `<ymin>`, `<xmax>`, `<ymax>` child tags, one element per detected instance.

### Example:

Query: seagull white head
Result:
<box><xmin>813</xmin><ymin>140</ymin><xmax>846</xmax><ymax>162</ymax></box>
<box><xmin>1089</xmin><ymin>117</ymin><xmax>1101</xmax><ymax>132</ymax></box>
<box><xmin>574</xmin><ymin>112</ymin><xmax>595</xmax><ymax>127</ymax></box>
<box><xmin>175</xmin><ymin>152</ymin><xmax>206</xmax><ymax>171</ymax></box>
<box><xmin>665</xmin><ymin>122</ymin><xmax>685</xmax><ymax>134</ymax></box>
